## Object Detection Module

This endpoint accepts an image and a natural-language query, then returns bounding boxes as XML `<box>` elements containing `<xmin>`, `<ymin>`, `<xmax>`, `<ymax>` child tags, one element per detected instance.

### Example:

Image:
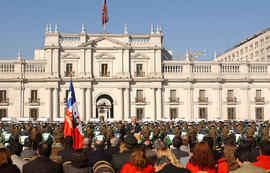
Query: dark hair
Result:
<box><xmin>37</xmin><ymin>142</ymin><xmax>51</xmax><ymax>157</ymax></box>
<box><xmin>156</xmin><ymin>156</ymin><xmax>171</xmax><ymax>166</ymax></box>
<box><xmin>246</xmin><ymin>137</ymin><xmax>256</xmax><ymax>147</ymax></box>
<box><xmin>94</xmin><ymin>141</ymin><xmax>105</xmax><ymax>150</ymax></box>
<box><xmin>71</xmin><ymin>149</ymin><xmax>88</xmax><ymax>168</ymax></box>
<box><xmin>234</xmin><ymin>147</ymin><xmax>250</xmax><ymax>163</ymax></box>
<box><xmin>0</xmin><ymin>148</ymin><xmax>12</xmax><ymax>166</ymax></box>
<box><xmin>142</xmin><ymin>140</ymin><xmax>152</xmax><ymax>150</ymax></box>
<box><xmin>260</xmin><ymin>140</ymin><xmax>270</xmax><ymax>155</ymax></box>
<box><xmin>190</xmin><ymin>142</ymin><xmax>216</xmax><ymax>170</ymax></box>
<box><xmin>225</xmin><ymin>134</ymin><xmax>236</xmax><ymax>146</ymax></box>
<box><xmin>10</xmin><ymin>142</ymin><xmax>23</xmax><ymax>156</ymax></box>
<box><xmin>24</xmin><ymin>137</ymin><xmax>32</xmax><ymax>147</ymax></box>
<box><xmin>172</xmin><ymin>137</ymin><xmax>182</xmax><ymax>148</ymax></box>
<box><xmin>203</xmin><ymin>136</ymin><xmax>214</xmax><ymax>149</ymax></box>
<box><xmin>64</xmin><ymin>136</ymin><xmax>73</xmax><ymax>147</ymax></box>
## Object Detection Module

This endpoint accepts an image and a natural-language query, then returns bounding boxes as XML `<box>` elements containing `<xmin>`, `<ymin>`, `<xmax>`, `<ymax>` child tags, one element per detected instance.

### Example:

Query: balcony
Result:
<box><xmin>135</xmin><ymin>72</ymin><xmax>145</xmax><ymax>77</ymax></box>
<box><xmin>64</xmin><ymin>71</ymin><xmax>75</xmax><ymax>77</ymax></box>
<box><xmin>227</xmin><ymin>97</ymin><xmax>237</xmax><ymax>105</ymax></box>
<box><xmin>135</xmin><ymin>97</ymin><xmax>146</xmax><ymax>104</ymax></box>
<box><xmin>29</xmin><ymin>98</ymin><xmax>40</xmax><ymax>106</ymax></box>
<box><xmin>0</xmin><ymin>98</ymin><xmax>9</xmax><ymax>106</ymax></box>
<box><xmin>255</xmin><ymin>97</ymin><xmax>265</xmax><ymax>105</ymax></box>
<box><xmin>198</xmin><ymin>97</ymin><xmax>208</xmax><ymax>105</ymax></box>
<box><xmin>100</xmin><ymin>72</ymin><xmax>110</xmax><ymax>77</ymax></box>
<box><xmin>169</xmin><ymin>97</ymin><xmax>180</xmax><ymax>104</ymax></box>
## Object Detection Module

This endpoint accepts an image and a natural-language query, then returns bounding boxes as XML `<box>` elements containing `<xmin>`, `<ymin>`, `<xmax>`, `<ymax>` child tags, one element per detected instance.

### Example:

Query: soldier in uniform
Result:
<box><xmin>222</xmin><ymin>124</ymin><xmax>229</xmax><ymax>140</ymax></box>
<box><xmin>85</xmin><ymin>125</ymin><xmax>94</xmax><ymax>142</ymax></box>
<box><xmin>261</xmin><ymin>125</ymin><xmax>269</xmax><ymax>141</ymax></box>
<box><xmin>188</xmin><ymin>124</ymin><xmax>195</xmax><ymax>145</ymax></box>
<box><xmin>153</xmin><ymin>125</ymin><xmax>160</xmax><ymax>140</ymax></box>
<box><xmin>173</xmin><ymin>125</ymin><xmax>182</xmax><ymax>138</ymax></box>
<box><xmin>105</xmin><ymin>124</ymin><xmax>114</xmax><ymax>148</ymax></box>
<box><xmin>246</xmin><ymin>124</ymin><xmax>254</xmax><ymax>138</ymax></box>
<box><xmin>142</xmin><ymin>124</ymin><xmax>151</xmax><ymax>141</ymax></box>
<box><xmin>50</xmin><ymin>133</ymin><xmax>64</xmax><ymax>163</ymax></box>
<box><xmin>209</xmin><ymin>125</ymin><xmax>218</xmax><ymax>149</ymax></box>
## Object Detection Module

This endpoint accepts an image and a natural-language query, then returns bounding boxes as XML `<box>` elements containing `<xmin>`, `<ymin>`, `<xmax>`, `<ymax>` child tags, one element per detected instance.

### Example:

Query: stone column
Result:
<box><xmin>151</xmin><ymin>88</ymin><xmax>156</xmax><ymax>120</ymax></box>
<box><xmin>219</xmin><ymin>87</ymin><xmax>223</xmax><ymax>119</ymax></box>
<box><xmin>120</xmin><ymin>88</ymin><xmax>124</xmax><ymax>120</ymax></box>
<box><xmin>53</xmin><ymin>88</ymin><xmax>59</xmax><ymax>120</ymax></box>
<box><xmin>156</xmin><ymin>88</ymin><xmax>162</xmax><ymax>120</ymax></box>
<box><xmin>124</xmin><ymin>88</ymin><xmax>130</xmax><ymax>119</ymax></box>
<box><xmin>190</xmin><ymin>86</ymin><xmax>194</xmax><ymax>119</ymax></box>
<box><xmin>20</xmin><ymin>84</ymin><xmax>25</xmax><ymax>118</ymax></box>
<box><xmin>247</xmin><ymin>87</ymin><xmax>251</xmax><ymax>120</ymax></box>
<box><xmin>47</xmin><ymin>88</ymin><xmax>52</xmax><ymax>120</ymax></box>
<box><xmin>86</xmin><ymin>88</ymin><xmax>92</xmax><ymax>121</ymax></box>
<box><xmin>80</xmin><ymin>88</ymin><xmax>86</xmax><ymax>121</ymax></box>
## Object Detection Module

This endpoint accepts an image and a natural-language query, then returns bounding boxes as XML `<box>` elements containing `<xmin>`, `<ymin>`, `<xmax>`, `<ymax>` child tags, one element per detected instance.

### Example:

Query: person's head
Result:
<box><xmin>234</xmin><ymin>147</ymin><xmax>250</xmax><ymax>166</ymax></box>
<box><xmin>94</xmin><ymin>140</ymin><xmax>104</xmax><ymax>150</ymax></box>
<box><xmin>155</xmin><ymin>156</ymin><xmax>171</xmax><ymax>171</ymax></box>
<box><xmin>82</xmin><ymin>138</ymin><xmax>91</xmax><ymax>148</ymax></box>
<box><xmin>54</xmin><ymin>134</ymin><xmax>64</xmax><ymax>144</ymax></box>
<box><xmin>24</xmin><ymin>137</ymin><xmax>32</xmax><ymax>148</ymax></box>
<box><xmin>0</xmin><ymin>148</ymin><xmax>12</xmax><ymax>166</ymax></box>
<box><xmin>131</xmin><ymin>116</ymin><xmax>136</xmax><ymax>124</ymax></box>
<box><xmin>225</xmin><ymin>134</ymin><xmax>236</xmax><ymax>146</ymax></box>
<box><xmin>203</xmin><ymin>136</ymin><xmax>214</xmax><ymax>150</ymax></box>
<box><xmin>172</xmin><ymin>137</ymin><xmax>182</xmax><ymax>149</ymax></box>
<box><xmin>260</xmin><ymin>140</ymin><xmax>270</xmax><ymax>156</ymax></box>
<box><xmin>64</xmin><ymin>136</ymin><xmax>73</xmax><ymax>148</ymax></box>
<box><xmin>143</xmin><ymin>140</ymin><xmax>152</xmax><ymax>150</ymax></box>
<box><xmin>156</xmin><ymin>148</ymin><xmax>181</xmax><ymax>169</ymax></box>
<box><xmin>190</xmin><ymin>142</ymin><xmax>215</xmax><ymax>170</ymax></box>
<box><xmin>246</xmin><ymin>137</ymin><xmax>256</xmax><ymax>148</ymax></box>
<box><xmin>71</xmin><ymin>149</ymin><xmax>88</xmax><ymax>168</ymax></box>
<box><xmin>9</xmin><ymin>142</ymin><xmax>23</xmax><ymax>156</ymax></box>
<box><xmin>153</xmin><ymin>139</ymin><xmax>167</xmax><ymax>151</ymax></box>
<box><xmin>110</xmin><ymin>137</ymin><xmax>119</xmax><ymax>147</ymax></box>
<box><xmin>124</xmin><ymin>134</ymin><xmax>138</xmax><ymax>150</ymax></box>
<box><xmin>37</xmin><ymin>142</ymin><xmax>52</xmax><ymax>157</ymax></box>
<box><xmin>181</xmin><ymin>135</ymin><xmax>189</xmax><ymax>146</ymax></box>
<box><xmin>129</xmin><ymin>148</ymin><xmax>148</xmax><ymax>170</ymax></box>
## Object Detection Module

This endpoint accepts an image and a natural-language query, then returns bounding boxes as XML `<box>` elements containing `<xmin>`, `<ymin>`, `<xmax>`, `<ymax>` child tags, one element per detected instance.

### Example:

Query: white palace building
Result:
<box><xmin>0</xmin><ymin>24</ymin><xmax>270</xmax><ymax>122</ymax></box>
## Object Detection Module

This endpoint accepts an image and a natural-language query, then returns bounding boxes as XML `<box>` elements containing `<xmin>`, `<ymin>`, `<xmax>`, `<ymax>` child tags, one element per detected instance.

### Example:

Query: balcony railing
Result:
<box><xmin>227</xmin><ymin>97</ymin><xmax>237</xmax><ymax>105</ymax></box>
<box><xmin>0</xmin><ymin>98</ymin><xmax>9</xmax><ymax>106</ymax></box>
<box><xmin>64</xmin><ymin>71</ymin><xmax>75</xmax><ymax>77</ymax></box>
<box><xmin>198</xmin><ymin>97</ymin><xmax>208</xmax><ymax>105</ymax></box>
<box><xmin>255</xmin><ymin>97</ymin><xmax>265</xmax><ymax>104</ymax></box>
<box><xmin>135</xmin><ymin>72</ymin><xmax>145</xmax><ymax>77</ymax></box>
<box><xmin>29</xmin><ymin>98</ymin><xmax>40</xmax><ymax>105</ymax></box>
<box><xmin>100</xmin><ymin>72</ymin><xmax>110</xmax><ymax>77</ymax></box>
<box><xmin>135</xmin><ymin>97</ymin><xmax>146</xmax><ymax>104</ymax></box>
<box><xmin>169</xmin><ymin>97</ymin><xmax>179</xmax><ymax>103</ymax></box>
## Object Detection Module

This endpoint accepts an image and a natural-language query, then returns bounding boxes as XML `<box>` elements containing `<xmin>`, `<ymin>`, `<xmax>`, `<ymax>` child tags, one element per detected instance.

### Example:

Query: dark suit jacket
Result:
<box><xmin>157</xmin><ymin>163</ymin><xmax>191</xmax><ymax>173</ymax></box>
<box><xmin>106</xmin><ymin>146</ymin><xmax>120</xmax><ymax>155</ymax></box>
<box><xmin>23</xmin><ymin>156</ymin><xmax>61</xmax><ymax>173</ymax></box>
<box><xmin>57</xmin><ymin>147</ymin><xmax>75</xmax><ymax>163</ymax></box>
<box><xmin>88</xmin><ymin>149</ymin><xmax>112</xmax><ymax>167</ymax></box>
<box><xmin>126</xmin><ymin>123</ymin><xmax>141</xmax><ymax>134</ymax></box>
<box><xmin>172</xmin><ymin>148</ymin><xmax>189</xmax><ymax>160</ymax></box>
<box><xmin>111</xmin><ymin>150</ymin><xmax>133</xmax><ymax>173</ymax></box>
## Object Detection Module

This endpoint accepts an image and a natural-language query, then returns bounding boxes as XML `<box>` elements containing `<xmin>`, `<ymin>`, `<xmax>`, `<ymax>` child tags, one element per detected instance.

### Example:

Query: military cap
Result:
<box><xmin>124</xmin><ymin>134</ymin><xmax>138</xmax><ymax>148</ymax></box>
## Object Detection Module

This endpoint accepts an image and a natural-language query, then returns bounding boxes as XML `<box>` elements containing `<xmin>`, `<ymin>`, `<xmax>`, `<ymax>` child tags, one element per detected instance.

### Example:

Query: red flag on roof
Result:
<box><xmin>102</xmin><ymin>0</ymin><xmax>109</xmax><ymax>26</ymax></box>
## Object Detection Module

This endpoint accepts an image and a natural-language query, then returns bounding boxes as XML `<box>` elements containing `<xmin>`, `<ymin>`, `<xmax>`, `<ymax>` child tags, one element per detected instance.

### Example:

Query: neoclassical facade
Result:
<box><xmin>0</xmin><ymin>24</ymin><xmax>270</xmax><ymax>121</ymax></box>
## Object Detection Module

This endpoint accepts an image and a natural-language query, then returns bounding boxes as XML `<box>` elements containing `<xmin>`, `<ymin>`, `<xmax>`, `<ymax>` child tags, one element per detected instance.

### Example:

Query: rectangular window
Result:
<box><xmin>0</xmin><ymin>90</ymin><xmax>7</xmax><ymax>103</ymax></box>
<box><xmin>199</xmin><ymin>108</ymin><xmax>207</xmax><ymax>119</ymax></box>
<box><xmin>101</xmin><ymin>64</ymin><xmax>108</xmax><ymax>76</ymax></box>
<box><xmin>170</xmin><ymin>108</ymin><xmax>178</xmax><ymax>120</ymax></box>
<box><xmin>256</xmin><ymin>107</ymin><xmax>263</xmax><ymax>120</ymax></box>
<box><xmin>199</xmin><ymin>90</ymin><xmax>205</xmax><ymax>101</ymax></box>
<box><xmin>136</xmin><ymin>108</ymin><xmax>144</xmax><ymax>120</ymax></box>
<box><xmin>136</xmin><ymin>64</ymin><xmax>143</xmax><ymax>77</ymax></box>
<box><xmin>170</xmin><ymin>90</ymin><xmax>176</xmax><ymax>102</ymax></box>
<box><xmin>256</xmin><ymin>90</ymin><xmax>262</xmax><ymax>98</ymax></box>
<box><xmin>228</xmin><ymin>108</ymin><xmax>236</xmax><ymax>120</ymax></box>
<box><xmin>227</xmin><ymin>90</ymin><xmax>233</xmax><ymax>101</ymax></box>
<box><xmin>31</xmin><ymin>90</ymin><xmax>38</xmax><ymax>102</ymax></box>
<box><xmin>66</xmin><ymin>63</ymin><xmax>73</xmax><ymax>76</ymax></box>
<box><xmin>65</xmin><ymin>90</ymin><xmax>69</xmax><ymax>103</ymax></box>
<box><xmin>0</xmin><ymin>109</ymin><xmax>7</xmax><ymax>120</ymax></box>
<box><xmin>136</xmin><ymin>90</ymin><xmax>143</xmax><ymax>102</ymax></box>
<box><xmin>30</xmin><ymin>108</ymin><xmax>39</xmax><ymax>121</ymax></box>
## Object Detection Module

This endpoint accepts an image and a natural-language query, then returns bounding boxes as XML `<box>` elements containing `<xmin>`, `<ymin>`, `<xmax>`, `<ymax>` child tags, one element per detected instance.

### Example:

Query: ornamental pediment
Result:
<box><xmin>95</xmin><ymin>53</ymin><xmax>115</xmax><ymax>59</ymax></box>
<box><xmin>60</xmin><ymin>53</ymin><xmax>80</xmax><ymax>59</ymax></box>
<box><xmin>131</xmin><ymin>53</ymin><xmax>150</xmax><ymax>60</ymax></box>
<box><xmin>79</xmin><ymin>37</ymin><xmax>130</xmax><ymax>49</ymax></box>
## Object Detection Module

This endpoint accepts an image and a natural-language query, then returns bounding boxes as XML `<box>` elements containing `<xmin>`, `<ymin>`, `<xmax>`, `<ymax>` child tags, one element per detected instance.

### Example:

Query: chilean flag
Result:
<box><xmin>102</xmin><ymin>0</ymin><xmax>109</xmax><ymax>26</ymax></box>
<box><xmin>64</xmin><ymin>80</ymin><xmax>83</xmax><ymax>149</ymax></box>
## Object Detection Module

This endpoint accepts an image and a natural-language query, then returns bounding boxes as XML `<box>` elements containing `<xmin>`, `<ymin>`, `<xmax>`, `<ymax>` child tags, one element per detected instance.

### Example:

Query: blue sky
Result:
<box><xmin>0</xmin><ymin>0</ymin><xmax>269</xmax><ymax>60</ymax></box>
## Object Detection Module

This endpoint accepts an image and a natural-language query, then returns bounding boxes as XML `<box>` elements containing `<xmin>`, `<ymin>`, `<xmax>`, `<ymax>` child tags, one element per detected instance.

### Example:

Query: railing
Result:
<box><xmin>227</xmin><ymin>97</ymin><xmax>237</xmax><ymax>104</ymax></box>
<box><xmin>129</xmin><ymin>38</ymin><xmax>149</xmax><ymax>43</ymax></box>
<box><xmin>249</xmin><ymin>65</ymin><xmax>267</xmax><ymax>73</ymax></box>
<box><xmin>59</xmin><ymin>37</ymin><xmax>80</xmax><ymax>42</ymax></box>
<box><xmin>0</xmin><ymin>64</ymin><xmax>14</xmax><ymax>73</ymax></box>
<box><xmin>64</xmin><ymin>71</ymin><xmax>75</xmax><ymax>77</ymax></box>
<box><xmin>192</xmin><ymin>64</ymin><xmax>212</xmax><ymax>73</ymax></box>
<box><xmin>198</xmin><ymin>97</ymin><xmax>208</xmax><ymax>103</ymax></box>
<box><xmin>29</xmin><ymin>98</ymin><xmax>40</xmax><ymax>104</ymax></box>
<box><xmin>0</xmin><ymin>98</ymin><xmax>9</xmax><ymax>106</ymax></box>
<box><xmin>24</xmin><ymin>63</ymin><xmax>46</xmax><ymax>74</ymax></box>
<box><xmin>163</xmin><ymin>64</ymin><xmax>183</xmax><ymax>73</ymax></box>
<box><xmin>135</xmin><ymin>97</ymin><xmax>146</xmax><ymax>103</ymax></box>
<box><xmin>135</xmin><ymin>72</ymin><xmax>145</xmax><ymax>77</ymax></box>
<box><xmin>220</xmin><ymin>65</ymin><xmax>240</xmax><ymax>73</ymax></box>
<box><xmin>169</xmin><ymin>97</ymin><xmax>179</xmax><ymax>103</ymax></box>
<box><xmin>255</xmin><ymin>97</ymin><xmax>264</xmax><ymax>104</ymax></box>
<box><xmin>100</xmin><ymin>72</ymin><xmax>110</xmax><ymax>77</ymax></box>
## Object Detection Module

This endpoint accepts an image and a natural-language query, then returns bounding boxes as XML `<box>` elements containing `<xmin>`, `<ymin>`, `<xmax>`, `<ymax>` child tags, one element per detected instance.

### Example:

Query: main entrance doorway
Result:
<box><xmin>96</xmin><ymin>94</ymin><xmax>114</xmax><ymax>120</ymax></box>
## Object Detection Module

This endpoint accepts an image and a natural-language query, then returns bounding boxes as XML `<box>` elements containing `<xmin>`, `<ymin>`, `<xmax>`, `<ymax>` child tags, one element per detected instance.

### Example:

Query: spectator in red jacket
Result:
<box><xmin>252</xmin><ymin>140</ymin><xmax>270</xmax><ymax>170</ymax></box>
<box><xmin>186</xmin><ymin>142</ymin><xmax>216</xmax><ymax>173</ymax></box>
<box><xmin>120</xmin><ymin>148</ymin><xmax>154</xmax><ymax>173</ymax></box>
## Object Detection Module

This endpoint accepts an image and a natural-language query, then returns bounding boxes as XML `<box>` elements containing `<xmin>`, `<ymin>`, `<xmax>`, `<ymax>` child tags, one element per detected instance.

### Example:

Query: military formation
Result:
<box><xmin>1</xmin><ymin>120</ymin><xmax>270</xmax><ymax>149</ymax></box>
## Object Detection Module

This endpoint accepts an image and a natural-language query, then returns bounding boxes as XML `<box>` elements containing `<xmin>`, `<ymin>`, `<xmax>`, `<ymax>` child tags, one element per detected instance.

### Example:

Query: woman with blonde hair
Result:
<box><xmin>0</xmin><ymin>148</ymin><xmax>20</xmax><ymax>173</ymax></box>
